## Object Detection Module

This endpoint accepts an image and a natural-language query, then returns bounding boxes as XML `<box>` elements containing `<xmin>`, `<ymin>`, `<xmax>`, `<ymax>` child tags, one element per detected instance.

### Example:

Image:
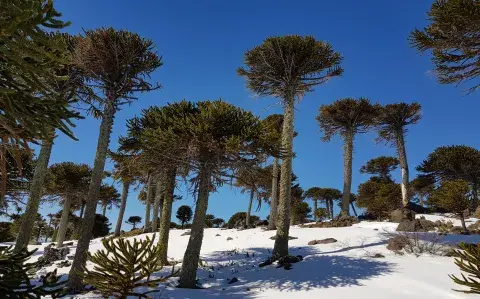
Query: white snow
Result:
<box><xmin>9</xmin><ymin>214</ymin><xmax>480</xmax><ymax>299</ymax></box>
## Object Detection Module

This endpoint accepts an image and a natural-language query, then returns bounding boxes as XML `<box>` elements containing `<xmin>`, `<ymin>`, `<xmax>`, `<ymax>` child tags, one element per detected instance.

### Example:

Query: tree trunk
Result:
<box><xmin>341</xmin><ymin>131</ymin><xmax>353</xmax><ymax>216</ymax></box>
<box><xmin>56</xmin><ymin>195</ymin><xmax>73</xmax><ymax>248</ymax></box>
<box><xmin>313</xmin><ymin>199</ymin><xmax>318</xmax><ymax>222</ymax></box>
<box><xmin>46</xmin><ymin>217</ymin><xmax>53</xmax><ymax>242</ymax></box>
<box><xmin>114</xmin><ymin>181</ymin><xmax>130</xmax><ymax>237</ymax></box>
<box><xmin>460</xmin><ymin>213</ymin><xmax>468</xmax><ymax>234</ymax></box>
<box><xmin>143</xmin><ymin>174</ymin><xmax>155</xmax><ymax>233</ymax></box>
<box><xmin>151</xmin><ymin>177</ymin><xmax>163</xmax><ymax>232</ymax></box>
<box><xmin>472</xmin><ymin>181</ymin><xmax>478</xmax><ymax>210</ymax></box>
<box><xmin>159</xmin><ymin>167</ymin><xmax>176</xmax><ymax>265</ymax></box>
<box><xmin>68</xmin><ymin>100</ymin><xmax>116</xmax><ymax>291</ymax></box>
<box><xmin>273</xmin><ymin>96</ymin><xmax>294</xmax><ymax>259</ymax></box>
<box><xmin>79</xmin><ymin>202</ymin><xmax>85</xmax><ymax>218</ymax></box>
<box><xmin>325</xmin><ymin>199</ymin><xmax>331</xmax><ymax>219</ymax></box>
<box><xmin>102</xmin><ymin>204</ymin><xmax>107</xmax><ymax>217</ymax></box>
<box><xmin>179</xmin><ymin>163</ymin><xmax>211</xmax><ymax>288</ymax></box>
<box><xmin>246</xmin><ymin>189</ymin><xmax>254</xmax><ymax>228</ymax></box>
<box><xmin>396</xmin><ymin>131</ymin><xmax>409</xmax><ymax>207</ymax></box>
<box><xmin>267</xmin><ymin>158</ymin><xmax>280</xmax><ymax>230</ymax></box>
<box><xmin>329</xmin><ymin>199</ymin><xmax>334</xmax><ymax>219</ymax></box>
<box><xmin>351</xmin><ymin>202</ymin><xmax>358</xmax><ymax>217</ymax></box>
<box><xmin>36</xmin><ymin>226</ymin><xmax>42</xmax><ymax>243</ymax></box>
<box><xmin>14</xmin><ymin>130</ymin><xmax>54</xmax><ymax>252</ymax></box>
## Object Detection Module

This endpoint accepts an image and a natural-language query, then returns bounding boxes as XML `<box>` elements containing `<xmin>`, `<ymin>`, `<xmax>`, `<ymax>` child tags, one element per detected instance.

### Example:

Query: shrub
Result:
<box><xmin>313</xmin><ymin>208</ymin><xmax>328</xmax><ymax>222</ymax></box>
<box><xmin>384</xmin><ymin>230</ymin><xmax>449</xmax><ymax>256</ymax></box>
<box><xmin>0</xmin><ymin>246</ymin><xmax>66</xmax><ymax>297</ymax></box>
<box><xmin>357</xmin><ymin>179</ymin><xmax>402</xmax><ymax>218</ymax></box>
<box><xmin>291</xmin><ymin>201</ymin><xmax>312</xmax><ymax>225</ymax></box>
<box><xmin>226</xmin><ymin>212</ymin><xmax>260</xmax><ymax>229</ymax></box>
<box><xmin>119</xmin><ymin>229</ymin><xmax>143</xmax><ymax>238</ymax></box>
<box><xmin>92</xmin><ymin>214</ymin><xmax>111</xmax><ymax>238</ymax></box>
<box><xmin>83</xmin><ymin>236</ymin><xmax>178</xmax><ymax>298</ymax></box>
<box><xmin>450</xmin><ymin>243</ymin><xmax>480</xmax><ymax>294</ymax></box>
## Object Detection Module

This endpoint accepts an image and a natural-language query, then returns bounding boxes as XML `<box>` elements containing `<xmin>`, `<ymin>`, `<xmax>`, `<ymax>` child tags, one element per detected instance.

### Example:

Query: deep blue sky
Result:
<box><xmin>38</xmin><ymin>0</ymin><xmax>479</xmax><ymax>230</ymax></box>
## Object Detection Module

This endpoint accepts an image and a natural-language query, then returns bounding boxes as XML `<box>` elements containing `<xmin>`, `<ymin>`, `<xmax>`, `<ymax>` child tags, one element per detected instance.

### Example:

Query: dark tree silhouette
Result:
<box><xmin>125</xmin><ymin>216</ymin><xmax>142</xmax><ymax>230</ymax></box>
<box><xmin>176</xmin><ymin>205</ymin><xmax>192</xmax><ymax>229</ymax></box>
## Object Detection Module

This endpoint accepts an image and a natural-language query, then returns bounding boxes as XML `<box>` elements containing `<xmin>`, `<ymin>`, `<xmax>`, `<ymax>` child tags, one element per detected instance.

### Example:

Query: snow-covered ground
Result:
<box><xmin>11</xmin><ymin>214</ymin><xmax>480</xmax><ymax>298</ymax></box>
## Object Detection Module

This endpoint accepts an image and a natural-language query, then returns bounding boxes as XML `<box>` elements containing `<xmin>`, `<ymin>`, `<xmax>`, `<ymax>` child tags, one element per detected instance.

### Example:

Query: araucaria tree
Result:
<box><xmin>304</xmin><ymin>187</ymin><xmax>341</xmax><ymax>220</ymax></box>
<box><xmin>176</xmin><ymin>205</ymin><xmax>192</xmax><ymax>229</ymax></box>
<box><xmin>68</xmin><ymin>28</ymin><xmax>162</xmax><ymax>291</ymax></box>
<box><xmin>238</xmin><ymin>35</ymin><xmax>343</xmax><ymax>258</ymax></box>
<box><xmin>360</xmin><ymin>156</ymin><xmax>399</xmax><ymax>181</ymax></box>
<box><xmin>234</xmin><ymin>166</ymin><xmax>268</xmax><ymax>228</ymax></box>
<box><xmin>376</xmin><ymin>102</ymin><xmax>421</xmax><ymax>207</ymax></box>
<box><xmin>125</xmin><ymin>216</ymin><xmax>142</xmax><ymax>230</ymax></box>
<box><xmin>416</xmin><ymin>145</ymin><xmax>480</xmax><ymax>210</ymax></box>
<box><xmin>429</xmin><ymin>180</ymin><xmax>471</xmax><ymax>233</ymax></box>
<box><xmin>410</xmin><ymin>0</ymin><xmax>480</xmax><ymax>93</ymax></box>
<box><xmin>317</xmin><ymin>98</ymin><xmax>379</xmax><ymax>216</ymax></box>
<box><xmin>43</xmin><ymin>162</ymin><xmax>91</xmax><ymax>248</ymax></box>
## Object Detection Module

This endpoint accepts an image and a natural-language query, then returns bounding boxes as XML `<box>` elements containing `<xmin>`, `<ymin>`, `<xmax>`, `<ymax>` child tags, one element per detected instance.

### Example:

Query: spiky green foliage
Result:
<box><xmin>450</xmin><ymin>242</ymin><xmax>480</xmax><ymax>294</ymax></box>
<box><xmin>410</xmin><ymin>0</ymin><xmax>480</xmax><ymax>93</ymax></box>
<box><xmin>357</xmin><ymin>178</ymin><xmax>402</xmax><ymax>218</ymax></box>
<box><xmin>0</xmin><ymin>245</ymin><xmax>66</xmax><ymax>298</ymax></box>
<box><xmin>360</xmin><ymin>156</ymin><xmax>399</xmax><ymax>181</ymax></box>
<box><xmin>212</xmin><ymin>218</ymin><xmax>225</xmax><ymax>228</ymax></box>
<box><xmin>291</xmin><ymin>201</ymin><xmax>312</xmax><ymax>225</ymax></box>
<box><xmin>376</xmin><ymin>103</ymin><xmax>421</xmax><ymax>143</ymax></box>
<box><xmin>237</xmin><ymin>35</ymin><xmax>343</xmax><ymax>98</ymax></box>
<box><xmin>303</xmin><ymin>187</ymin><xmax>341</xmax><ymax>219</ymax></box>
<box><xmin>314</xmin><ymin>208</ymin><xmax>329</xmax><ymax>221</ymax></box>
<box><xmin>429</xmin><ymin>180</ymin><xmax>471</xmax><ymax>231</ymax></box>
<box><xmin>125</xmin><ymin>216</ymin><xmax>142</xmax><ymax>229</ymax></box>
<box><xmin>317</xmin><ymin>98</ymin><xmax>380</xmax><ymax>142</ymax></box>
<box><xmin>98</xmin><ymin>184</ymin><xmax>121</xmax><ymax>214</ymax></box>
<box><xmin>176</xmin><ymin>205</ymin><xmax>192</xmax><ymax>229</ymax></box>
<box><xmin>83</xmin><ymin>236</ymin><xmax>176</xmax><ymax>299</ymax></box>
<box><xmin>410</xmin><ymin>175</ymin><xmax>435</xmax><ymax>205</ymax></box>
<box><xmin>226</xmin><ymin>212</ymin><xmax>261</xmax><ymax>229</ymax></box>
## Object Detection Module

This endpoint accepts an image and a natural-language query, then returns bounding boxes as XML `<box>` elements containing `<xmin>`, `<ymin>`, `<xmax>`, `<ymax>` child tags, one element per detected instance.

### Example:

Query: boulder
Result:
<box><xmin>396</xmin><ymin>218</ymin><xmax>436</xmax><ymax>232</ymax></box>
<box><xmin>227</xmin><ymin>237</ymin><xmax>233</xmax><ymax>241</ymax></box>
<box><xmin>228</xmin><ymin>277</ymin><xmax>239</xmax><ymax>284</ymax></box>
<box><xmin>390</xmin><ymin>208</ymin><xmax>415</xmax><ymax>223</ymax></box>
<box><xmin>308</xmin><ymin>238</ymin><xmax>337</xmax><ymax>245</ymax></box>
<box><xmin>255</xmin><ymin>220</ymin><xmax>269</xmax><ymax>227</ymax></box>
<box><xmin>37</xmin><ymin>244</ymin><xmax>70</xmax><ymax>266</ymax></box>
<box><xmin>181</xmin><ymin>231</ymin><xmax>191</xmax><ymax>236</ymax></box>
<box><xmin>386</xmin><ymin>236</ymin><xmax>408</xmax><ymax>251</ymax></box>
<box><xmin>302</xmin><ymin>215</ymin><xmax>358</xmax><ymax>228</ymax></box>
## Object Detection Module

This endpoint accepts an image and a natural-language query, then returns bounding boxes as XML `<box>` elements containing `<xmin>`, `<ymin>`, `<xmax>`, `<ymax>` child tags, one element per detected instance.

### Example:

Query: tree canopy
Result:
<box><xmin>360</xmin><ymin>156</ymin><xmax>399</xmax><ymax>181</ymax></box>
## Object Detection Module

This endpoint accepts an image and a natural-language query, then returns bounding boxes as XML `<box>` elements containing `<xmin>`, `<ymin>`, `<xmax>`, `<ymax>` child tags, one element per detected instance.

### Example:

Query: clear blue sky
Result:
<box><xmin>37</xmin><ymin>0</ymin><xmax>480</xmax><ymax>231</ymax></box>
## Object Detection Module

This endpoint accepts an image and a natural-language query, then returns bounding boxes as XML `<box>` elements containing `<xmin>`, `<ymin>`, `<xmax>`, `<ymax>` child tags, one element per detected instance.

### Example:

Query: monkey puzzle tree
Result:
<box><xmin>410</xmin><ymin>175</ymin><xmax>435</xmax><ymax>206</ymax></box>
<box><xmin>234</xmin><ymin>166</ymin><xmax>268</xmax><ymax>228</ymax></box>
<box><xmin>125</xmin><ymin>216</ymin><xmax>142</xmax><ymax>230</ymax></box>
<box><xmin>145</xmin><ymin>100</ymin><xmax>266</xmax><ymax>288</ymax></box>
<box><xmin>68</xmin><ymin>28</ymin><xmax>162</xmax><ymax>291</ymax></box>
<box><xmin>304</xmin><ymin>187</ymin><xmax>323</xmax><ymax>222</ymax></box>
<box><xmin>110</xmin><ymin>150</ymin><xmax>140</xmax><ymax>237</ymax></box>
<box><xmin>360</xmin><ymin>156</ymin><xmax>399</xmax><ymax>181</ymax></box>
<box><xmin>416</xmin><ymin>145</ymin><xmax>480</xmax><ymax>209</ymax></box>
<box><xmin>317</xmin><ymin>98</ymin><xmax>379</xmax><ymax>216</ymax></box>
<box><xmin>98</xmin><ymin>184</ymin><xmax>121</xmax><ymax>217</ymax></box>
<box><xmin>176</xmin><ymin>205</ymin><xmax>192</xmax><ymax>229</ymax></box>
<box><xmin>410</xmin><ymin>0</ymin><xmax>480</xmax><ymax>93</ymax></box>
<box><xmin>42</xmin><ymin>162</ymin><xmax>91</xmax><ymax>248</ymax></box>
<box><xmin>376</xmin><ymin>102</ymin><xmax>421</xmax><ymax>207</ymax></box>
<box><xmin>304</xmin><ymin>187</ymin><xmax>341</xmax><ymax>221</ymax></box>
<box><xmin>238</xmin><ymin>35</ymin><xmax>343</xmax><ymax>258</ymax></box>
<box><xmin>430</xmin><ymin>180</ymin><xmax>471</xmax><ymax>233</ymax></box>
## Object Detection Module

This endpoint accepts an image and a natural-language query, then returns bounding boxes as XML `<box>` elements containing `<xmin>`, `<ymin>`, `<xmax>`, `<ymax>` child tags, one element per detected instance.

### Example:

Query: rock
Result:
<box><xmin>63</xmin><ymin>241</ymin><xmax>74</xmax><ymax>246</ymax></box>
<box><xmin>386</xmin><ymin>236</ymin><xmax>408</xmax><ymax>251</ymax></box>
<box><xmin>227</xmin><ymin>237</ymin><xmax>233</xmax><ymax>241</ymax></box>
<box><xmin>373</xmin><ymin>228</ymin><xmax>379</xmax><ymax>231</ymax></box>
<box><xmin>181</xmin><ymin>231</ymin><xmax>191</xmax><ymax>236</ymax></box>
<box><xmin>66</xmin><ymin>255</ymin><xmax>75</xmax><ymax>260</ymax></box>
<box><xmin>269</xmin><ymin>235</ymin><xmax>298</xmax><ymax>240</ymax></box>
<box><xmin>215</xmin><ymin>234</ymin><xmax>221</xmax><ymax>237</ymax></box>
<box><xmin>228</xmin><ymin>277</ymin><xmax>239</xmax><ymax>284</ymax></box>
<box><xmin>390</xmin><ymin>208</ymin><xmax>415</xmax><ymax>223</ymax></box>
<box><xmin>371</xmin><ymin>253</ymin><xmax>385</xmax><ymax>258</ymax></box>
<box><xmin>57</xmin><ymin>260</ymin><xmax>71</xmax><ymax>268</ymax></box>
<box><xmin>302</xmin><ymin>215</ymin><xmax>358</xmax><ymax>228</ymax></box>
<box><xmin>38</xmin><ymin>245</ymin><xmax>70</xmax><ymax>266</ymax></box>
<box><xmin>308</xmin><ymin>238</ymin><xmax>337</xmax><ymax>245</ymax></box>
<box><xmin>397</xmin><ymin>218</ymin><xmax>436</xmax><ymax>232</ymax></box>
<box><xmin>255</xmin><ymin>220</ymin><xmax>269</xmax><ymax>227</ymax></box>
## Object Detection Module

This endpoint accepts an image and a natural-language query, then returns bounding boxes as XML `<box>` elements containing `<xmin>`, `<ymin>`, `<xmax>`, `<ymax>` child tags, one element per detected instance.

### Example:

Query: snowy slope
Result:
<box><xmin>14</xmin><ymin>215</ymin><xmax>480</xmax><ymax>299</ymax></box>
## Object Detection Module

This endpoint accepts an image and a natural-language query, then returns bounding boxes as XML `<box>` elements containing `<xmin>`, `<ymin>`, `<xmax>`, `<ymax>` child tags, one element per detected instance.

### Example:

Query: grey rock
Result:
<box><xmin>181</xmin><ymin>231</ymin><xmax>191</xmax><ymax>236</ymax></box>
<box><xmin>308</xmin><ymin>238</ymin><xmax>337</xmax><ymax>245</ymax></box>
<box><xmin>390</xmin><ymin>208</ymin><xmax>415</xmax><ymax>223</ymax></box>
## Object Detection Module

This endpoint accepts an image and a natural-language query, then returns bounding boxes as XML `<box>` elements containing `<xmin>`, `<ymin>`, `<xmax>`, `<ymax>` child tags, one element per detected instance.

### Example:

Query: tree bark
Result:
<box><xmin>341</xmin><ymin>130</ymin><xmax>353</xmax><ymax>216</ymax></box>
<box><xmin>56</xmin><ymin>195</ymin><xmax>72</xmax><ymax>248</ymax></box>
<box><xmin>460</xmin><ymin>213</ymin><xmax>468</xmax><ymax>234</ymax></box>
<box><xmin>396</xmin><ymin>131</ymin><xmax>410</xmax><ymax>207</ymax></box>
<box><xmin>143</xmin><ymin>174</ymin><xmax>155</xmax><ymax>233</ymax></box>
<box><xmin>68</xmin><ymin>100</ymin><xmax>116</xmax><ymax>291</ymax></box>
<box><xmin>351</xmin><ymin>202</ymin><xmax>358</xmax><ymax>217</ymax></box>
<box><xmin>151</xmin><ymin>177</ymin><xmax>163</xmax><ymax>232</ymax></box>
<box><xmin>179</xmin><ymin>163</ymin><xmax>211</xmax><ymax>288</ymax></box>
<box><xmin>273</xmin><ymin>96</ymin><xmax>294</xmax><ymax>259</ymax></box>
<box><xmin>158</xmin><ymin>167</ymin><xmax>176</xmax><ymax>265</ymax></box>
<box><xmin>313</xmin><ymin>199</ymin><xmax>318</xmax><ymax>222</ymax></box>
<box><xmin>102</xmin><ymin>204</ymin><xmax>107</xmax><ymax>217</ymax></box>
<box><xmin>246</xmin><ymin>189</ymin><xmax>254</xmax><ymax>228</ymax></box>
<box><xmin>114</xmin><ymin>181</ymin><xmax>130</xmax><ymax>237</ymax></box>
<box><xmin>267</xmin><ymin>158</ymin><xmax>280</xmax><ymax>230</ymax></box>
<box><xmin>325</xmin><ymin>199</ymin><xmax>331</xmax><ymax>219</ymax></box>
<box><xmin>46</xmin><ymin>216</ymin><xmax>53</xmax><ymax>242</ymax></box>
<box><xmin>79</xmin><ymin>202</ymin><xmax>85</xmax><ymax>218</ymax></box>
<box><xmin>14</xmin><ymin>129</ymin><xmax>54</xmax><ymax>253</ymax></box>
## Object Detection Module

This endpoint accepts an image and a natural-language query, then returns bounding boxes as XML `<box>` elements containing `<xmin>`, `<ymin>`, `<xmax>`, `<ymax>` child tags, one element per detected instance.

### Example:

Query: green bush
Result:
<box><xmin>291</xmin><ymin>201</ymin><xmax>312</xmax><ymax>224</ymax></box>
<box><xmin>84</xmin><ymin>236</ymin><xmax>178</xmax><ymax>298</ymax></box>
<box><xmin>226</xmin><ymin>212</ymin><xmax>260</xmax><ymax>229</ymax></box>
<box><xmin>357</xmin><ymin>178</ymin><xmax>402</xmax><ymax>218</ymax></box>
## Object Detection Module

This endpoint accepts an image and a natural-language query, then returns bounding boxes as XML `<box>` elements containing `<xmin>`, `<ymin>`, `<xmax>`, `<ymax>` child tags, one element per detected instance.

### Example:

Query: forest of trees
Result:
<box><xmin>1</xmin><ymin>0</ymin><xmax>480</xmax><ymax>296</ymax></box>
